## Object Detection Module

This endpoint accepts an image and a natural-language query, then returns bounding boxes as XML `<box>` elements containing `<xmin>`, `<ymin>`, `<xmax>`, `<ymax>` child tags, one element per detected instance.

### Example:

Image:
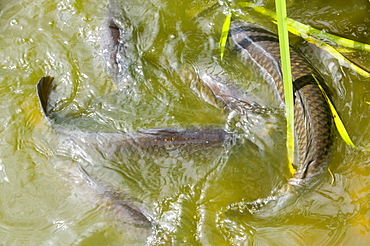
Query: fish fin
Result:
<box><xmin>36</xmin><ymin>76</ymin><xmax>55</xmax><ymax>119</ymax></box>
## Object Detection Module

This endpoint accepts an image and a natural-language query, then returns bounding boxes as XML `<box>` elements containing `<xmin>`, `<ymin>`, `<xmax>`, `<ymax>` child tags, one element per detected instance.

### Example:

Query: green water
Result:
<box><xmin>0</xmin><ymin>0</ymin><xmax>370</xmax><ymax>245</ymax></box>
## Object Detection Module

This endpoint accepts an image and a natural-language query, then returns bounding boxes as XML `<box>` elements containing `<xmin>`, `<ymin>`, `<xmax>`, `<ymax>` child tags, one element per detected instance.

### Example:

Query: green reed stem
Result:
<box><xmin>275</xmin><ymin>0</ymin><xmax>296</xmax><ymax>175</ymax></box>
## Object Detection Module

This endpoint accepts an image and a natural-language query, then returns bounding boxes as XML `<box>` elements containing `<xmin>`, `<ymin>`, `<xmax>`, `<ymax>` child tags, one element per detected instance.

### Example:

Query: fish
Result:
<box><xmin>101</xmin><ymin>1</ymin><xmax>134</xmax><ymax>84</ymax></box>
<box><xmin>37</xmin><ymin>77</ymin><xmax>230</xmax><ymax>160</ymax></box>
<box><xmin>37</xmin><ymin>76</ymin><xmax>232</xmax><ymax>225</ymax></box>
<box><xmin>228</xmin><ymin>21</ymin><xmax>333</xmax><ymax>184</ymax></box>
<box><xmin>192</xmin><ymin>21</ymin><xmax>334</xmax><ymax>217</ymax></box>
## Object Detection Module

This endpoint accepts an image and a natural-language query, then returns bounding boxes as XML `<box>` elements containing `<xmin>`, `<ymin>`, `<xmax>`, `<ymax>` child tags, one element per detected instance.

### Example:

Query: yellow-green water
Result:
<box><xmin>0</xmin><ymin>0</ymin><xmax>369</xmax><ymax>245</ymax></box>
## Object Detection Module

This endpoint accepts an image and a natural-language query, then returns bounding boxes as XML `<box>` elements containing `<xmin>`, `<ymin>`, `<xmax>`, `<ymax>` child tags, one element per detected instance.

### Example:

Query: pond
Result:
<box><xmin>0</xmin><ymin>0</ymin><xmax>369</xmax><ymax>245</ymax></box>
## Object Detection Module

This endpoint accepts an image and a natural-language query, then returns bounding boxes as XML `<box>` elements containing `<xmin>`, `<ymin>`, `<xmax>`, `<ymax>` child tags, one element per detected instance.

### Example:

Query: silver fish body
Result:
<box><xmin>37</xmin><ymin>76</ymin><xmax>231</xmax><ymax>226</ymax></box>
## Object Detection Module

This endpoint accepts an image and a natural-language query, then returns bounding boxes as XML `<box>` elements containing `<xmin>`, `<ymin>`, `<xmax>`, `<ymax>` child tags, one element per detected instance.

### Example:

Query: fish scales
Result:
<box><xmin>229</xmin><ymin>21</ymin><xmax>333</xmax><ymax>183</ymax></box>
<box><xmin>88</xmin><ymin>128</ymin><xmax>229</xmax><ymax>161</ymax></box>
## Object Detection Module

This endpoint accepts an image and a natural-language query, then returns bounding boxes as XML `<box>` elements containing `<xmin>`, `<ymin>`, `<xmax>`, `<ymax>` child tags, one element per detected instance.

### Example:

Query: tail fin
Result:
<box><xmin>36</xmin><ymin>76</ymin><xmax>55</xmax><ymax>118</ymax></box>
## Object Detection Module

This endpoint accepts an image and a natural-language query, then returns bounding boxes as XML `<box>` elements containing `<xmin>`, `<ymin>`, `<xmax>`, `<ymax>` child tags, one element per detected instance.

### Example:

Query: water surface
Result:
<box><xmin>0</xmin><ymin>0</ymin><xmax>370</xmax><ymax>245</ymax></box>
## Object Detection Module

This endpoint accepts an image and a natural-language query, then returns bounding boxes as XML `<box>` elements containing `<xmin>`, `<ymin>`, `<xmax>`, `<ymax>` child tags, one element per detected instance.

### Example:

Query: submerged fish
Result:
<box><xmin>37</xmin><ymin>77</ymin><xmax>229</xmax><ymax>160</ymax></box>
<box><xmin>37</xmin><ymin>76</ymin><xmax>231</xmax><ymax>226</ymax></box>
<box><xmin>101</xmin><ymin>1</ymin><xmax>137</xmax><ymax>85</ymax></box>
<box><xmin>100</xmin><ymin>0</ymin><xmax>333</xmax><ymax>217</ymax></box>
<box><xmin>192</xmin><ymin>21</ymin><xmax>334</xmax><ymax>217</ymax></box>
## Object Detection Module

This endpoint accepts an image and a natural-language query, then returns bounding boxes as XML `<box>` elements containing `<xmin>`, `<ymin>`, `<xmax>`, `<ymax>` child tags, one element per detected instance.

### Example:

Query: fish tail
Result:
<box><xmin>36</xmin><ymin>76</ymin><xmax>55</xmax><ymax>118</ymax></box>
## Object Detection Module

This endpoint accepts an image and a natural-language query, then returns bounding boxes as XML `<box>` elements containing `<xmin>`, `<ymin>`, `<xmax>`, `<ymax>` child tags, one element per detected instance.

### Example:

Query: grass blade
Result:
<box><xmin>238</xmin><ymin>2</ymin><xmax>370</xmax><ymax>51</ymax></box>
<box><xmin>275</xmin><ymin>0</ymin><xmax>296</xmax><ymax>176</ymax></box>
<box><xmin>219</xmin><ymin>10</ymin><xmax>232</xmax><ymax>60</ymax></box>
<box><xmin>237</xmin><ymin>2</ymin><xmax>370</xmax><ymax>78</ymax></box>
<box><xmin>281</xmin><ymin>22</ymin><xmax>370</xmax><ymax>78</ymax></box>
<box><xmin>313</xmin><ymin>75</ymin><xmax>357</xmax><ymax>148</ymax></box>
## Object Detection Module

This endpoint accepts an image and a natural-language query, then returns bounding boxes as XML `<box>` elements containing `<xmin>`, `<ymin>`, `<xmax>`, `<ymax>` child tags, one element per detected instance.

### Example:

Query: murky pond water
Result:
<box><xmin>0</xmin><ymin>0</ymin><xmax>370</xmax><ymax>245</ymax></box>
